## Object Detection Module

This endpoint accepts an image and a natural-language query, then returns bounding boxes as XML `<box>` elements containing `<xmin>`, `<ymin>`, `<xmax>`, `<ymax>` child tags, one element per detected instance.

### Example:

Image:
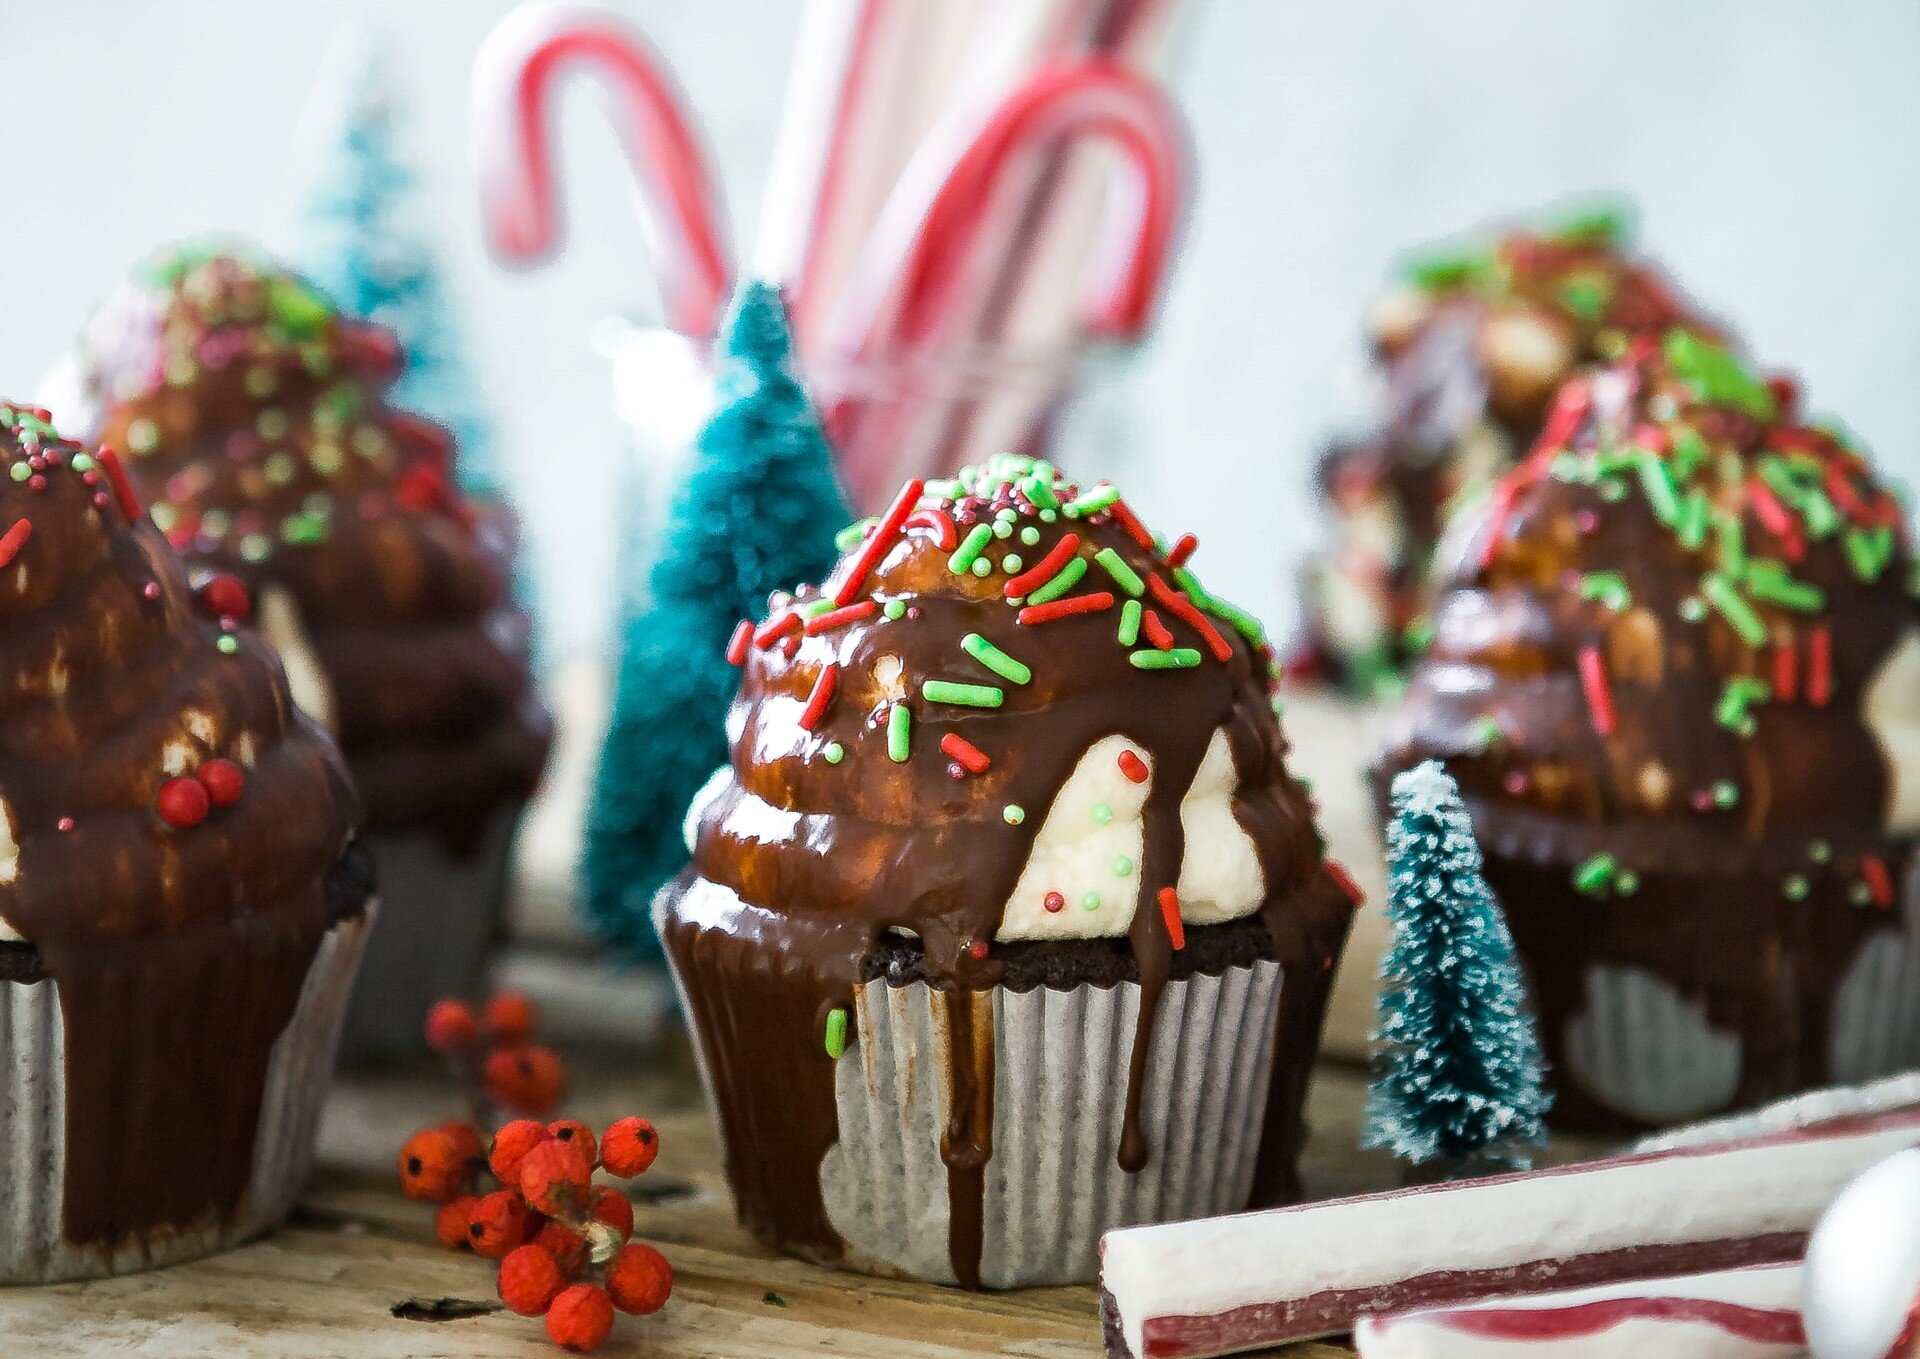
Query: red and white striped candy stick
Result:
<box><xmin>472</xmin><ymin>1</ymin><xmax>734</xmax><ymax>338</ymax></box>
<box><xmin>821</xmin><ymin>59</ymin><xmax>1188</xmax><ymax>507</ymax></box>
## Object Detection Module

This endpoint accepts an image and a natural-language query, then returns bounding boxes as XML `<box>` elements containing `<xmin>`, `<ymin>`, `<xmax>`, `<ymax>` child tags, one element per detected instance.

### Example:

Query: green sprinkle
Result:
<box><xmin>1851</xmin><ymin>881</ymin><xmax>1876</xmax><ymax>906</ymax></box>
<box><xmin>1701</xmin><ymin>573</ymin><xmax>1768</xmax><ymax>647</ymax></box>
<box><xmin>1578</xmin><ymin>571</ymin><xmax>1631</xmax><ymax>612</ymax></box>
<box><xmin>969</xmin><ymin>557</ymin><xmax>993</xmax><ymax>578</ymax></box>
<box><xmin>1744</xmin><ymin>560</ymin><xmax>1824</xmax><ymax>612</ymax></box>
<box><xmin>1200</xmin><ymin>588</ymin><xmax>1267</xmax><ymax>644</ymax></box>
<box><xmin>1117</xmin><ymin>598</ymin><xmax>1143</xmax><ymax>646</ymax></box>
<box><xmin>1670</xmin><ymin>424</ymin><xmax>1710</xmax><ymax>479</ymax></box>
<box><xmin>1402</xmin><ymin>247</ymin><xmax>1496</xmax><ymax>292</ymax></box>
<box><xmin>1715</xmin><ymin>511</ymin><xmax>1746</xmax><ymax>575</ymax></box>
<box><xmin>887</xmin><ymin>704</ymin><xmax>911</xmax><ymax>762</ymax></box>
<box><xmin>68</xmin><ymin>452</ymin><xmax>95</xmax><ymax>473</ymax></box>
<box><xmin>1808</xmin><ymin>839</ymin><xmax>1833</xmax><ymax>863</ymax></box>
<box><xmin>1557</xmin><ymin>273</ymin><xmax>1611</xmax><ymax>323</ymax></box>
<box><xmin>1782</xmin><ymin>874</ymin><xmax>1810</xmax><ymax>902</ymax></box>
<box><xmin>823</xmin><ymin>1008</ymin><xmax>849</xmax><ymax>1060</ymax></box>
<box><xmin>1112</xmin><ymin>856</ymin><xmax>1134</xmax><ymax>878</ymax></box>
<box><xmin>1678</xmin><ymin>596</ymin><xmax>1707</xmax><ymax>623</ymax></box>
<box><xmin>1080</xmin><ymin>891</ymin><xmax>1101</xmax><ymax>911</ymax></box>
<box><xmin>1801</xmin><ymin>490</ymin><xmax>1840</xmax><ymax>540</ymax></box>
<box><xmin>1550</xmin><ymin>203</ymin><xmax>1631</xmax><ymax>245</ymax></box>
<box><xmin>1130</xmin><ymin>648</ymin><xmax>1203</xmax><ymax>670</ymax></box>
<box><xmin>836</xmin><ymin>518</ymin><xmax>876</xmax><ymax>551</ymax></box>
<box><xmin>1092</xmin><ymin>803</ymin><xmax>1113</xmax><ymax>825</ymax></box>
<box><xmin>960</xmin><ymin>634</ymin><xmax>1031</xmax><ymax>685</ymax></box>
<box><xmin>8</xmin><ymin>463</ymin><xmax>28</xmax><ymax>483</ymax></box>
<box><xmin>948</xmin><ymin>523</ymin><xmax>993</xmax><ymax>575</ymax></box>
<box><xmin>999</xmin><ymin>555</ymin><xmax>1021</xmax><ymax>575</ymax></box>
<box><xmin>992</xmin><ymin>519</ymin><xmax>1014</xmax><ymax>540</ymax></box>
<box><xmin>1845</xmin><ymin>526</ymin><xmax>1894</xmax><ymax>582</ymax></box>
<box><xmin>1663</xmin><ymin>329</ymin><xmax>1776</xmax><ymax>420</ymax></box>
<box><xmin>1712</xmin><ymin>779</ymin><xmax>1741</xmax><ymax>808</ymax></box>
<box><xmin>1004</xmin><ymin>804</ymin><xmax>1026</xmax><ymax>826</ymax></box>
<box><xmin>1094</xmin><ymin>547</ymin><xmax>1145</xmax><ymax>597</ymax></box>
<box><xmin>1063</xmin><ymin>483</ymin><xmax>1120</xmax><ymax>517</ymax></box>
<box><xmin>800</xmin><ymin>597</ymin><xmax>838</xmax><ymax>619</ymax></box>
<box><xmin>126</xmin><ymin>418</ymin><xmax>160</xmax><ymax>454</ymax></box>
<box><xmin>923</xmin><ymin>679</ymin><xmax>1004</xmax><ymax>709</ymax></box>
<box><xmin>1636</xmin><ymin>450</ymin><xmax>1681</xmax><ymax>525</ymax></box>
<box><xmin>1471</xmin><ymin>715</ymin><xmax>1504</xmax><ymax>749</ymax></box>
<box><xmin>1676</xmin><ymin>490</ymin><xmax>1709</xmax><ymax>551</ymax></box>
<box><xmin>1572</xmin><ymin>853</ymin><xmax>1618</xmax><ymax>896</ymax></box>
<box><xmin>883</xmin><ymin>599</ymin><xmax>907</xmax><ymax>620</ymax></box>
<box><xmin>1715</xmin><ymin>676</ymin><xmax>1771</xmax><ymax>734</ymax></box>
<box><xmin>1019</xmin><ymin>525</ymin><xmax>1041</xmax><ymax>546</ymax></box>
<box><xmin>1023</xmin><ymin>475</ymin><xmax>1059</xmax><ymax>510</ymax></box>
<box><xmin>1039</xmin><ymin>509</ymin><xmax>1057</xmax><ymax>523</ymax></box>
<box><xmin>823</xmin><ymin>742</ymin><xmax>845</xmax><ymax>764</ymax></box>
<box><xmin>216</xmin><ymin>635</ymin><xmax>240</xmax><ymax>655</ymax></box>
<box><xmin>1025</xmin><ymin>555</ymin><xmax>1087</xmax><ymax>606</ymax></box>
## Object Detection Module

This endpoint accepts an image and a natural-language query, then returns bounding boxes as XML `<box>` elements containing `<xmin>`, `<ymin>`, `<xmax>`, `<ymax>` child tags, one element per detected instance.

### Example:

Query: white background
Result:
<box><xmin>2</xmin><ymin>0</ymin><xmax>1916</xmax><ymax>663</ymax></box>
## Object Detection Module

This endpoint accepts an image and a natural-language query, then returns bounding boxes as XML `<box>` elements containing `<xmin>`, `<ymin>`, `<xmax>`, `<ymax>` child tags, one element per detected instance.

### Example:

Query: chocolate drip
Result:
<box><xmin>0</xmin><ymin>405</ymin><xmax>361</xmax><ymax>1249</ymax></box>
<box><xmin>662</xmin><ymin>463</ymin><xmax>1353</xmax><ymax>1281</ymax></box>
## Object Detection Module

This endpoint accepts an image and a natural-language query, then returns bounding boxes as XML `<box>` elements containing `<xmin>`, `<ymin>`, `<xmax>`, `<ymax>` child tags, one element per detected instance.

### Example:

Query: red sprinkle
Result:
<box><xmin>1862</xmin><ymin>855</ymin><xmax>1896</xmax><ymax>908</ymax></box>
<box><xmin>726</xmin><ymin>619</ymin><xmax>752</xmax><ymax>666</ymax></box>
<box><xmin>1141</xmin><ymin>609</ymin><xmax>1175</xmax><ymax>651</ymax></box>
<box><xmin>799</xmin><ymin>664</ymin><xmax>838</xmax><ymax>731</ymax></box>
<box><xmin>753</xmin><ymin>608</ymin><xmax>801</xmax><ymax>649</ymax></box>
<box><xmin>1157</xmin><ymin>887</ymin><xmax>1186</xmax><ymax>951</ymax></box>
<box><xmin>904</xmin><ymin>507</ymin><xmax>957</xmax><ymax>550</ymax></box>
<box><xmin>803</xmin><ymin>599</ymin><xmax>878</xmax><ymax>636</ymax></box>
<box><xmin>1477</xmin><ymin>479</ymin><xmax>1519</xmax><ymax>572</ymax></box>
<box><xmin>940</xmin><ymin>733</ymin><xmax>991</xmax><ymax>774</ymax></box>
<box><xmin>1117</xmin><ymin>750</ymin><xmax>1149</xmax><ymax>784</ymax></box>
<box><xmin>1147</xmin><ymin>573</ymin><xmax>1232</xmax><ymax>662</ymax></box>
<box><xmin>1807</xmin><ymin>624</ymin><xmax>1832</xmax><ymax>708</ymax></box>
<box><xmin>98</xmin><ymin>446</ymin><xmax>144</xmax><ymax>522</ymax></box>
<box><xmin>834</xmin><ymin>479</ymin><xmax>923</xmax><ymax>606</ymax></box>
<box><xmin>1748</xmin><ymin>477</ymin><xmax>1806</xmax><ymax>563</ymax></box>
<box><xmin>1043</xmin><ymin>891</ymin><xmax>1066</xmax><ymax>914</ymax></box>
<box><xmin>1107</xmin><ymin>499</ymin><xmax>1156</xmax><ymax>551</ymax></box>
<box><xmin>1004</xmin><ymin>532</ymin><xmax>1081</xmax><ymax>599</ymax></box>
<box><xmin>1017</xmin><ymin>591</ymin><xmax>1114</xmax><ymax>626</ymax></box>
<box><xmin>1325</xmin><ymin>860</ymin><xmax>1365</xmax><ymax>905</ymax></box>
<box><xmin>0</xmin><ymin>518</ymin><xmax>32</xmax><ymax>569</ymax></box>
<box><xmin>1164</xmin><ymin>533</ymin><xmax>1198</xmax><ymax>568</ymax></box>
<box><xmin>1535</xmin><ymin>379</ymin><xmax>1590</xmax><ymax>454</ymax></box>
<box><xmin>1578</xmin><ymin>645</ymin><xmax>1616</xmax><ymax>737</ymax></box>
<box><xmin>1773</xmin><ymin>639</ymin><xmax>1799</xmax><ymax>703</ymax></box>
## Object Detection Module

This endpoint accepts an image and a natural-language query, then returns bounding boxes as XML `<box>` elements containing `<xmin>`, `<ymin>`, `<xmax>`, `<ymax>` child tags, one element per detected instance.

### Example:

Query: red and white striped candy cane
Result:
<box><xmin>472</xmin><ymin>2</ymin><xmax>734</xmax><ymax>338</ymax></box>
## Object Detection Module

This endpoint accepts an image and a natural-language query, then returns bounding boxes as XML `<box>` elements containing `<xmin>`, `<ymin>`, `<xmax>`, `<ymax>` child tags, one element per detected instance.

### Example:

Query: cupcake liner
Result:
<box><xmin>0</xmin><ymin>907</ymin><xmax>372</xmax><ymax>1284</ymax></box>
<box><xmin>1828</xmin><ymin>856</ymin><xmax>1920</xmax><ymax>1083</ymax></box>
<box><xmin>338</xmin><ymin>805</ymin><xmax>522</xmax><ymax>1061</ymax></box>
<box><xmin>1559</xmin><ymin>963</ymin><xmax>1746</xmax><ymax>1125</ymax></box>
<box><xmin>819</xmin><ymin>960</ymin><xmax>1285</xmax><ymax>1288</ymax></box>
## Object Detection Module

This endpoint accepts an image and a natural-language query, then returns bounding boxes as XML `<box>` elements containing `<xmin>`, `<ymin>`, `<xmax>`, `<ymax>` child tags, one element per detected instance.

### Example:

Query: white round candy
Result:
<box><xmin>1803</xmin><ymin>1147</ymin><xmax>1920</xmax><ymax>1359</ymax></box>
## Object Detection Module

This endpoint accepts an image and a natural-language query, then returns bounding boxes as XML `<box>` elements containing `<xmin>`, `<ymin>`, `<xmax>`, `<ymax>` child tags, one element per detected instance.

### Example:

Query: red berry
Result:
<box><xmin>587</xmin><ymin>1184</ymin><xmax>633</xmax><ymax>1240</ymax></box>
<box><xmin>605</xmin><ymin>1242</ymin><xmax>673</xmax><ymax>1316</ymax></box>
<box><xmin>485</xmin><ymin>1044</ymin><xmax>566</xmax><ymax>1115</ymax></box>
<box><xmin>398</xmin><ymin>1126</ymin><xmax>469</xmax><ymax>1203</ymax></box>
<box><xmin>517</xmin><ymin>1139</ymin><xmax>594</xmax><ymax>1217</ymax></box>
<box><xmin>435</xmin><ymin>1195</ymin><xmax>478</xmax><ymax>1250</ymax></box>
<box><xmin>424</xmin><ymin>999</ymin><xmax>481</xmax><ymax>1053</ymax></box>
<box><xmin>497</xmin><ymin>1243</ymin><xmax>567</xmax><ymax>1317</ymax></box>
<box><xmin>545</xmin><ymin>1284</ymin><xmax>615</xmax><ymax>1353</ymax></box>
<box><xmin>466</xmin><ymin>1189</ymin><xmax>533</xmax><ymax>1259</ymax></box>
<box><xmin>438</xmin><ymin>1120</ymin><xmax>484</xmax><ymax>1164</ymax></box>
<box><xmin>546</xmin><ymin>1118</ymin><xmax>596</xmax><ymax>1164</ymax></box>
<box><xmin>196</xmin><ymin>758</ymin><xmax>244</xmax><ymax>808</ymax></box>
<box><xmin>485</xmin><ymin>990</ymin><xmax>538</xmax><ymax>1043</ymax></box>
<box><xmin>532</xmin><ymin>1218</ymin><xmax>588</xmax><ymax>1274</ymax></box>
<box><xmin>197</xmin><ymin>572</ymin><xmax>251</xmax><ymax>621</ymax></box>
<box><xmin>489</xmin><ymin>1118</ymin><xmax>552</xmax><ymax>1183</ymax></box>
<box><xmin>599</xmin><ymin>1117</ymin><xmax>659</xmax><ymax>1177</ymax></box>
<box><xmin>156</xmin><ymin>777</ymin><xmax>210</xmax><ymax>829</ymax></box>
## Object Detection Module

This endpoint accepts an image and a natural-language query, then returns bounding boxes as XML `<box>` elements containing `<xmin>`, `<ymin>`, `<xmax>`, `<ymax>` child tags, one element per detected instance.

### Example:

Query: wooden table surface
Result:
<box><xmin>1</xmin><ymin>998</ymin><xmax>1614</xmax><ymax>1358</ymax></box>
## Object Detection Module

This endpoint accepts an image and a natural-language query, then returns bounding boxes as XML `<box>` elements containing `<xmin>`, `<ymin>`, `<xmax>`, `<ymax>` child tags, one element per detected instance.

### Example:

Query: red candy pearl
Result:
<box><xmin>156</xmin><ymin>777</ymin><xmax>210</xmax><ymax>828</ymax></box>
<box><xmin>1043</xmin><ymin>891</ymin><xmax>1066</xmax><ymax>914</ymax></box>
<box><xmin>198</xmin><ymin>573</ymin><xmax>252</xmax><ymax>621</ymax></box>
<box><xmin>197</xmin><ymin>759</ymin><xmax>245</xmax><ymax>808</ymax></box>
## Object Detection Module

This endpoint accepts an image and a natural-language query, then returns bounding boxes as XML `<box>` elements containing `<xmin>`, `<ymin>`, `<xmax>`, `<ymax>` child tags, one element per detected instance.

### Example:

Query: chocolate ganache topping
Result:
<box><xmin>663</xmin><ymin>454</ymin><xmax>1356</xmax><ymax>1282</ymax></box>
<box><xmin>1377</xmin><ymin>329</ymin><xmax>1920</xmax><ymax>890</ymax></box>
<box><xmin>52</xmin><ymin>249</ymin><xmax>549</xmax><ymax>846</ymax></box>
<box><xmin>0</xmin><ymin>401</ymin><xmax>361</xmax><ymax>1249</ymax></box>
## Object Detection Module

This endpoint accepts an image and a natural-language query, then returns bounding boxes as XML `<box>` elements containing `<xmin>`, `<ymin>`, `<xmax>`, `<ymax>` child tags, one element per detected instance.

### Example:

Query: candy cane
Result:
<box><xmin>821</xmin><ymin>58</ymin><xmax>1187</xmax><ymax>503</ymax></box>
<box><xmin>472</xmin><ymin>2</ymin><xmax>734</xmax><ymax>338</ymax></box>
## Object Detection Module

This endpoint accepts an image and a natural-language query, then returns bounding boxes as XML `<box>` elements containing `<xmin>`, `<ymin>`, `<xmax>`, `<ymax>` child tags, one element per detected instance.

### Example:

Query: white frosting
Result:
<box><xmin>1865</xmin><ymin>627</ymin><xmax>1920</xmax><ymax>833</ymax></box>
<box><xmin>258</xmin><ymin>585</ymin><xmax>336</xmax><ymax>733</ymax></box>
<box><xmin>995</xmin><ymin>729</ymin><xmax>1265</xmax><ymax>942</ymax></box>
<box><xmin>1102</xmin><ymin>1112</ymin><xmax>1920</xmax><ymax>1359</ymax></box>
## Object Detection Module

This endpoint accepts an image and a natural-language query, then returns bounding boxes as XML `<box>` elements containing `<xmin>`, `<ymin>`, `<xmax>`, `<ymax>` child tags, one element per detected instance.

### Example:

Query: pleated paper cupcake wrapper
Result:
<box><xmin>0</xmin><ymin>908</ymin><xmax>373</xmax><ymax>1284</ymax></box>
<box><xmin>1560</xmin><ymin>864</ymin><xmax>1920</xmax><ymax>1127</ymax></box>
<box><xmin>820</xmin><ymin>959</ymin><xmax>1285</xmax><ymax>1288</ymax></box>
<box><xmin>338</xmin><ymin>805</ymin><xmax>521</xmax><ymax>1061</ymax></box>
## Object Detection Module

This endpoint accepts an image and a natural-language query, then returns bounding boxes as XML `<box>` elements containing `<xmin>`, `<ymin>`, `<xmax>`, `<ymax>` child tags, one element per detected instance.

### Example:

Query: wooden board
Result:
<box><xmin>0</xmin><ymin>991</ymin><xmax>1614</xmax><ymax>1358</ymax></box>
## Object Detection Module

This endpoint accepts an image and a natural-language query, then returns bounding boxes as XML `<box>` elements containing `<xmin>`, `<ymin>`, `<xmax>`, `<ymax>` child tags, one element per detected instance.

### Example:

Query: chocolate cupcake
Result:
<box><xmin>658</xmin><ymin>456</ymin><xmax>1356</xmax><ymax>1288</ymax></box>
<box><xmin>1375</xmin><ymin>331</ymin><xmax>1920</xmax><ymax>1131</ymax></box>
<box><xmin>47</xmin><ymin>249</ymin><xmax>550</xmax><ymax>1058</ymax></box>
<box><xmin>0</xmin><ymin>401</ymin><xmax>368</xmax><ymax>1282</ymax></box>
<box><xmin>1299</xmin><ymin>208</ymin><xmax>1717</xmax><ymax>693</ymax></box>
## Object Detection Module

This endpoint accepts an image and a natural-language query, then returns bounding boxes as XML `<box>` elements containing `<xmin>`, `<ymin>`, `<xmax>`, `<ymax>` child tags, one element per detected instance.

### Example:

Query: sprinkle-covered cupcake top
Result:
<box><xmin>52</xmin><ymin>248</ymin><xmax>549</xmax><ymax>843</ymax></box>
<box><xmin>1380</xmin><ymin>332</ymin><xmax>1920</xmax><ymax>901</ymax></box>
<box><xmin>686</xmin><ymin>452</ymin><xmax>1351</xmax><ymax>981</ymax></box>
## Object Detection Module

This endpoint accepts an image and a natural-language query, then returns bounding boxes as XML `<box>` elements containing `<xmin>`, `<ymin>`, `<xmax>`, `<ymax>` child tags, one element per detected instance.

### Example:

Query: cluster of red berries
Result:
<box><xmin>399</xmin><ymin>993</ymin><xmax>673</xmax><ymax>1353</ymax></box>
<box><xmin>426</xmin><ymin>991</ymin><xmax>568</xmax><ymax>1115</ymax></box>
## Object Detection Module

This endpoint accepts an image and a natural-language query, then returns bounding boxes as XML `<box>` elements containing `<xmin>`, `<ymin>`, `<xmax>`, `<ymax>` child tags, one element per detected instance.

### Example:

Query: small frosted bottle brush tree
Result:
<box><xmin>582</xmin><ymin>282</ymin><xmax>852</xmax><ymax>956</ymax></box>
<box><xmin>1363</xmin><ymin>759</ymin><xmax>1550</xmax><ymax>1177</ymax></box>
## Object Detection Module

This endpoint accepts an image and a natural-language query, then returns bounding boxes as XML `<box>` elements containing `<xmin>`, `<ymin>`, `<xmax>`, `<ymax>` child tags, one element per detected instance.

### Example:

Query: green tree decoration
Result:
<box><xmin>294</xmin><ymin>39</ymin><xmax>502</xmax><ymax>498</ymax></box>
<box><xmin>583</xmin><ymin>282</ymin><xmax>852</xmax><ymax>956</ymax></box>
<box><xmin>1364</xmin><ymin>759</ymin><xmax>1551</xmax><ymax>1175</ymax></box>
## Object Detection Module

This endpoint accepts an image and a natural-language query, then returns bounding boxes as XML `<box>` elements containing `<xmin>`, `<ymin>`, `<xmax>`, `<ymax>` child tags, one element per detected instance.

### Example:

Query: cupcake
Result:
<box><xmin>47</xmin><ymin>248</ymin><xmax>550</xmax><ymax>1058</ymax></box>
<box><xmin>0</xmin><ymin>400</ymin><xmax>368</xmax><ymax>1282</ymax></box>
<box><xmin>658</xmin><ymin>456</ymin><xmax>1357</xmax><ymax>1288</ymax></box>
<box><xmin>1374</xmin><ymin>331</ymin><xmax>1920</xmax><ymax>1131</ymax></box>
<box><xmin>1298</xmin><ymin>208</ymin><xmax>1717</xmax><ymax>693</ymax></box>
